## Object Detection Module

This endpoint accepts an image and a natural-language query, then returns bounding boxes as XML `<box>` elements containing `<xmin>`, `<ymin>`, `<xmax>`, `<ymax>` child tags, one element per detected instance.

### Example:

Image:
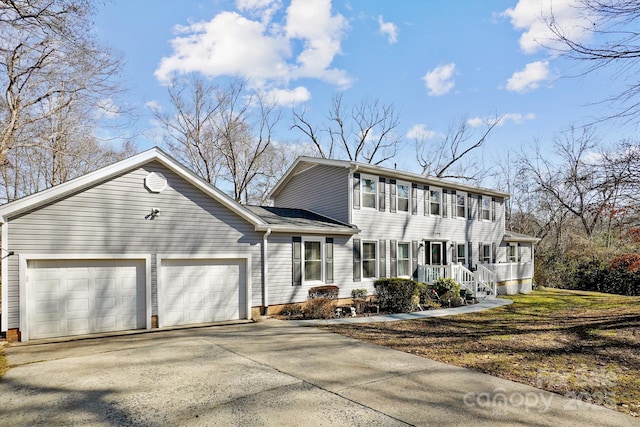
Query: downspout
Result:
<box><xmin>349</xmin><ymin>164</ymin><xmax>359</xmax><ymax>225</ymax></box>
<box><xmin>262</xmin><ymin>228</ymin><xmax>272</xmax><ymax>315</ymax></box>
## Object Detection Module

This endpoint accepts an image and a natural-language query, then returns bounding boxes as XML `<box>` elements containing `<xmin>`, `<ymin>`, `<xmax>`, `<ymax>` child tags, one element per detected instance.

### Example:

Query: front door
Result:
<box><xmin>429</xmin><ymin>242</ymin><xmax>443</xmax><ymax>265</ymax></box>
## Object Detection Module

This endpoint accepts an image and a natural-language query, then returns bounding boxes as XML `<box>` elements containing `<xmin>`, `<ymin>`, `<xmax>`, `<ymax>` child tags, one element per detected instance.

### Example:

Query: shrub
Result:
<box><xmin>308</xmin><ymin>285</ymin><xmax>339</xmax><ymax>299</ymax></box>
<box><xmin>281</xmin><ymin>303</ymin><xmax>304</xmax><ymax>318</ymax></box>
<box><xmin>304</xmin><ymin>297</ymin><xmax>336</xmax><ymax>319</ymax></box>
<box><xmin>374</xmin><ymin>278</ymin><xmax>419</xmax><ymax>313</ymax></box>
<box><xmin>351</xmin><ymin>288</ymin><xmax>368</xmax><ymax>299</ymax></box>
<box><xmin>431</xmin><ymin>278</ymin><xmax>461</xmax><ymax>297</ymax></box>
<box><xmin>439</xmin><ymin>290</ymin><xmax>463</xmax><ymax>307</ymax></box>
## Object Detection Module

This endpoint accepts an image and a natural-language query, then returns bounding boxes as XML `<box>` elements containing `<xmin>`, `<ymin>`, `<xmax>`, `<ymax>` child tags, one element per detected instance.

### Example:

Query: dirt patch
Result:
<box><xmin>324</xmin><ymin>288</ymin><xmax>640</xmax><ymax>417</ymax></box>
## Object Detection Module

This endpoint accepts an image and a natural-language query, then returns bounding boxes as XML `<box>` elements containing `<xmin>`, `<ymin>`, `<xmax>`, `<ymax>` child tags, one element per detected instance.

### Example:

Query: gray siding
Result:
<box><xmin>274</xmin><ymin>165</ymin><xmax>350</xmax><ymax>223</ymax></box>
<box><xmin>6</xmin><ymin>161</ymin><xmax>263</xmax><ymax>328</ymax></box>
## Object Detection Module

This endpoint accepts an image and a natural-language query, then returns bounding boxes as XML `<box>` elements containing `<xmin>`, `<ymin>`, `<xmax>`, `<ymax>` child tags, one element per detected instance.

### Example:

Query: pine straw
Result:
<box><xmin>323</xmin><ymin>288</ymin><xmax>640</xmax><ymax>417</ymax></box>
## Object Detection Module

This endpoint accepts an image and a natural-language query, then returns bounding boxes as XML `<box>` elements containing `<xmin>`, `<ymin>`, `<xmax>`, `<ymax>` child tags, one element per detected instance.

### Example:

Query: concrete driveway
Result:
<box><xmin>0</xmin><ymin>319</ymin><xmax>637</xmax><ymax>426</ymax></box>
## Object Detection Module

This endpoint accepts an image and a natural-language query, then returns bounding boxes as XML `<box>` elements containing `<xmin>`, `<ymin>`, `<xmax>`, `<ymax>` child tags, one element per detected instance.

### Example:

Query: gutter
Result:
<box><xmin>262</xmin><ymin>228</ymin><xmax>271</xmax><ymax>312</ymax></box>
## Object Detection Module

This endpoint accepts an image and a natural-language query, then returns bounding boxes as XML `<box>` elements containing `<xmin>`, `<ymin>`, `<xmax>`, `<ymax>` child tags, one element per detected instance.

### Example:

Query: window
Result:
<box><xmin>456</xmin><ymin>243</ymin><xmax>466</xmax><ymax>264</ymax></box>
<box><xmin>430</xmin><ymin>189</ymin><xmax>441</xmax><ymax>215</ymax></box>
<box><xmin>397</xmin><ymin>183</ymin><xmax>409</xmax><ymax>212</ymax></box>
<box><xmin>362</xmin><ymin>177</ymin><xmax>377</xmax><ymax>209</ymax></box>
<box><xmin>456</xmin><ymin>194</ymin><xmax>466</xmax><ymax>218</ymax></box>
<box><xmin>481</xmin><ymin>244</ymin><xmax>491</xmax><ymax>263</ymax></box>
<box><xmin>397</xmin><ymin>243</ymin><xmax>410</xmax><ymax>277</ymax></box>
<box><xmin>429</xmin><ymin>242</ymin><xmax>443</xmax><ymax>265</ymax></box>
<box><xmin>481</xmin><ymin>197</ymin><xmax>491</xmax><ymax>221</ymax></box>
<box><xmin>362</xmin><ymin>242</ymin><xmax>377</xmax><ymax>278</ymax></box>
<box><xmin>508</xmin><ymin>244</ymin><xmax>518</xmax><ymax>263</ymax></box>
<box><xmin>304</xmin><ymin>240</ymin><xmax>322</xmax><ymax>281</ymax></box>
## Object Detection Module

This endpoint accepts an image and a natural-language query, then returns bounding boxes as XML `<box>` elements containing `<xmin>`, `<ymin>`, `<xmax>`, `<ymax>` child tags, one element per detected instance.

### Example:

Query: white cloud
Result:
<box><xmin>423</xmin><ymin>63</ymin><xmax>456</xmax><ymax>96</ymax></box>
<box><xmin>96</xmin><ymin>98</ymin><xmax>120</xmax><ymax>119</ymax></box>
<box><xmin>378</xmin><ymin>15</ymin><xmax>398</xmax><ymax>44</ymax></box>
<box><xmin>468</xmin><ymin>112</ymin><xmax>536</xmax><ymax>128</ymax></box>
<box><xmin>406</xmin><ymin>124</ymin><xmax>437</xmax><ymax>140</ymax></box>
<box><xmin>501</xmin><ymin>0</ymin><xmax>595</xmax><ymax>55</ymax></box>
<box><xmin>505</xmin><ymin>60</ymin><xmax>551</xmax><ymax>93</ymax></box>
<box><xmin>145</xmin><ymin>100</ymin><xmax>162</xmax><ymax>113</ymax></box>
<box><xmin>264</xmin><ymin>86</ymin><xmax>311</xmax><ymax>106</ymax></box>
<box><xmin>155</xmin><ymin>0</ymin><xmax>350</xmax><ymax>90</ymax></box>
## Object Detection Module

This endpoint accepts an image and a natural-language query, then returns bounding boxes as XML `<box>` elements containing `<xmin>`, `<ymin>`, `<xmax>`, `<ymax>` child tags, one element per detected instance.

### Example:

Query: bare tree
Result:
<box><xmin>291</xmin><ymin>94</ymin><xmax>400</xmax><ymax>165</ymax></box>
<box><xmin>415</xmin><ymin>115</ymin><xmax>501</xmax><ymax>182</ymax></box>
<box><xmin>0</xmin><ymin>0</ymin><xmax>125</xmax><ymax>165</ymax></box>
<box><xmin>546</xmin><ymin>0</ymin><xmax>640</xmax><ymax>123</ymax></box>
<box><xmin>154</xmin><ymin>77</ymin><xmax>283</xmax><ymax>203</ymax></box>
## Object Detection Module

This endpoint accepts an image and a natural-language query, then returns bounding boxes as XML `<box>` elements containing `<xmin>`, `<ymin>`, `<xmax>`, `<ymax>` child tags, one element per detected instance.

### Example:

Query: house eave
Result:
<box><xmin>255</xmin><ymin>224</ymin><xmax>360</xmax><ymax>235</ymax></box>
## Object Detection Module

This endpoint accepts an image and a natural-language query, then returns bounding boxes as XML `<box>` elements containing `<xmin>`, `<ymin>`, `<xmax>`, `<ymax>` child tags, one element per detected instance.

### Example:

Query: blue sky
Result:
<box><xmin>93</xmin><ymin>0</ymin><xmax>634</xmax><ymax>178</ymax></box>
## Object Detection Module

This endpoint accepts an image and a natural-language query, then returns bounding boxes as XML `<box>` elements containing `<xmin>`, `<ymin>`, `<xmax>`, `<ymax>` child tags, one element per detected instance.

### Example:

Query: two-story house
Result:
<box><xmin>264</xmin><ymin>156</ymin><xmax>538</xmax><ymax>306</ymax></box>
<box><xmin>0</xmin><ymin>148</ymin><xmax>537</xmax><ymax>342</ymax></box>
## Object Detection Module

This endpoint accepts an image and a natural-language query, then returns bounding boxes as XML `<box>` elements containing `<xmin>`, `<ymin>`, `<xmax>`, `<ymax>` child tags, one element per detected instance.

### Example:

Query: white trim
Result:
<box><xmin>156</xmin><ymin>253</ymin><xmax>252</xmax><ymax>328</ymax></box>
<box><xmin>428</xmin><ymin>187</ymin><xmax>442</xmax><ymax>216</ymax></box>
<box><xmin>397</xmin><ymin>241</ymin><xmax>411</xmax><ymax>278</ymax></box>
<box><xmin>1</xmin><ymin>222</ymin><xmax>7</xmax><ymax>333</ymax></box>
<box><xmin>396</xmin><ymin>180</ymin><xmax>410</xmax><ymax>213</ymax></box>
<box><xmin>19</xmin><ymin>253</ymin><xmax>152</xmax><ymax>342</ymax></box>
<box><xmin>361</xmin><ymin>240</ymin><xmax>378</xmax><ymax>279</ymax></box>
<box><xmin>301</xmin><ymin>237</ymin><xmax>324</xmax><ymax>285</ymax></box>
<box><xmin>455</xmin><ymin>191</ymin><xmax>467</xmax><ymax>219</ymax></box>
<box><xmin>360</xmin><ymin>173</ymin><xmax>378</xmax><ymax>210</ymax></box>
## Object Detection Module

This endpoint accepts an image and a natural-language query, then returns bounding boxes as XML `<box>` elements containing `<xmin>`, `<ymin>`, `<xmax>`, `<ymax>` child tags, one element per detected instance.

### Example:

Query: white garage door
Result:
<box><xmin>159</xmin><ymin>259</ymin><xmax>246</xmax><ymax>327</ymax></box>
<box><xmin>28</xmin><ymin>259</ymin><xmax>146</xmax><ymax>340</ymax></box>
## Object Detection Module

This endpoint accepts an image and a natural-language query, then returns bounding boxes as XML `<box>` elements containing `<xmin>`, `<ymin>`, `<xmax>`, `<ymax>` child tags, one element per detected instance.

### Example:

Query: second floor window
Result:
<box><xmin>481</xmin><ymin>197</ymin><xmax>491</xmax><ymax>221</ymax></box>
<box><xmin>430</xmin><ymin>190</ymin><xmax>441</xmax><ymax>215</ymax></box>
<box><xmin>456</xmin><ymin>194</ymin><xmax>466</xmax><ymax>218</ymax></box>
<box><xmin>397</xmin><ymin>183</ymin><xmax>409</xmax><ymax>212</ymax></box>
<box><xmin>362</xmin><ymin>177</ymin><xmax>377</xmax><ymax>209</ymax></box>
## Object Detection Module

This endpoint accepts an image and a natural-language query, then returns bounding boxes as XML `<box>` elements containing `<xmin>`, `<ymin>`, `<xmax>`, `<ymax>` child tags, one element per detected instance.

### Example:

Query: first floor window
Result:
<box><xmin>508</xmin><ymin>244</ymin><xmax>518</xmax><ymax>263</ymax></box>
<box><xmin>456</xmin><ymin>243</ymin><xmax>466</xmax><ymax>264</ymax></box>
<box><xmin>362</xmin><ymin>242</ymin><xmax>377</xmax><ymax>278</ymax></box>
<box><xmin>481</xmin><ymin>244</ymin><xmax>491</xmax><ymax>263</ymax></box>
<box><xmin>305</xmin><ymin>240</ymin><xmax>322</xmax><ymax>281</ymax></box>
<box><xmin>398</xmin><ymin>243</ymin><xmax>410</xmax><ymax>277</ymax></box>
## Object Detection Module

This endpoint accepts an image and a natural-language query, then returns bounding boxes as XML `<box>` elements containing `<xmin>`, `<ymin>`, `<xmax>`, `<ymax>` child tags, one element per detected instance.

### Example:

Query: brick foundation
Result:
<box><xmin>6</xmin><ymin>328</ymin><xmax>21</xmax><ymax>343</ymax></box>
<box><xmin>151</xmin><ymin>315</ymin><xmax>158</xmax><ymax>328</ymax></box>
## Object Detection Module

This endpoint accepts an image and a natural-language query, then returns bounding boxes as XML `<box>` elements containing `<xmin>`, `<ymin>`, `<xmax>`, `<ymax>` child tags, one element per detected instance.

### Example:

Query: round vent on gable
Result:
<box><xmin>145</xmin><ymin>172</ymin><xmax>167</xmax><ymax>193</ymax></box>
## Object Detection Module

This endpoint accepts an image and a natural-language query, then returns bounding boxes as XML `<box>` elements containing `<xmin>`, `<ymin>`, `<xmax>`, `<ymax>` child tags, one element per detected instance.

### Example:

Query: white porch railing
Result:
<box><xmin>486</xmin><ymin>262</ymin><xmax>533</xmax><ymax>283</ymax></box>
<box><xmin>417</xmin><ymin>263</ymin><xmax>497</xmax><ymax>298</ymax></box>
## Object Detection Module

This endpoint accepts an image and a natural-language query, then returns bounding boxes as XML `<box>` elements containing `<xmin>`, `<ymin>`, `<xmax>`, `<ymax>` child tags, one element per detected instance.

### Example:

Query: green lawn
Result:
<box><xmin>324</xmin><ymin>288</ymin><xmax>640</xmax><ymax>417</ymax></box>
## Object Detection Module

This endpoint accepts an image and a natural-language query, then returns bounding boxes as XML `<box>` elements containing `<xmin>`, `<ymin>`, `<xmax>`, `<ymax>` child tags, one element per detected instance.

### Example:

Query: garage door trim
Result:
<box><xmin>20</xmin><ymin>253</ymin><xmax>152</xmax><ymax>342</ymax></box>
<box><xmin>156</xmin><ymin>253</ymin><xmax>252</xmax><ymax>327</ymax></box>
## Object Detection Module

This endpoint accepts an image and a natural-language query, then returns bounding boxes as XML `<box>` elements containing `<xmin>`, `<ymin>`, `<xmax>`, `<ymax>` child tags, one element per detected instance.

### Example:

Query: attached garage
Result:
<box><xmin>158</xmin><ymin>258</ymin><xmax>249</xmax><ymax>328</ymax></box>
<box><xmin>26</xmin><ymin>259</ymin><xmax>147</xmax><ymax>340</ymax></box>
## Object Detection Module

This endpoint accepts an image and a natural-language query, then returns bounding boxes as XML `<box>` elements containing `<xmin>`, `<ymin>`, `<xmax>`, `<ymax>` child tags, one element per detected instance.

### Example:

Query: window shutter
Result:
<box><xmin>412</xmin><ymin>241</ymin><xmax>419</xmax><ymax>279</ymax></box>
<box><xmin>423</xmin><ymin>185</ymin><xmax>429</xmax><ymax>216</ymax></box>
<box><xmin>353</xmin><ymin>238</ymin><xmax>361</xmax><ymax>282</ymax></box>
<box><xmin>451</xmin><ymin>241</ymin><xmax>457</xmax><ymax>263</ymax></box>
<box><xmin>468</xmin><ymin>194</ymin><xmax>473</xmax><ymax>220</ymax></box>
<box><xmin>379</xmin><ymin>239</ymin><xmax>386</xmax><ymax>278</ymax></box>
<box><xmin>492</xmin><ymin>197</ymin><xmax>498</xmax><ymax>222</ymax></box>
<box><xmin>411</xmin><ymin>183</ymin><xmax>418</xmax><ymax>215</ymax></box>
<box><xmin>390</xmin><ymin>240</ymin><xmax>397</xmax><ymax>277</ymax></box>
<box><xmin>492</xmin><ymin>242</ymin><xmax>497</xmax><ymax>264</ymax></box>
<box><xmin>477</xmin><ymin>195</ymin><xmax>482</xmax><ymax>222</ymax></box>
<box><xmin>518</xmin><ymin>243</ymin><xmax>522</xmax><ymax>263</ymax></box>
<box><xmin>442</xmin><ymin>190</ymin><xmax>449</xmax><ymax>217</ymax></box>
<box><xmin>468</xmin><ymin>241</ymin><xmax>473</xmax><ymax>268</ymax></box>
<box><xmin>378</xmin><ymin>177</ymin><xmax>386</xmax><ymax>211</ymax></box>
<box><xmin>478</xmin><ymin>242</ymin><xmax>484</xmax><ymax>262</ymax></box>
<box><xmin>325</xmin><ymin>237</ymin><xmax>334</xmax><ymax>283</ymax></box>
<box><xmin>353</xmin><ymin>173</ymin><xmax>361</xmax><ymax>210</ymax></box>
<box><xmin>390</xmin><ymin>179</ymin><xmax>397</xmax><ymax>213</ymax></box>
<box><xmin>292</xmin><ymin>237</ymin><xmax>302</xmax><ymax>286</ymax></box>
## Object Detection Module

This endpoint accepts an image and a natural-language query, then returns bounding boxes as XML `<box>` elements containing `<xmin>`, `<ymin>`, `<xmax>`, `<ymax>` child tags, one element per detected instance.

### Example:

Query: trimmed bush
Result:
<box><xmin>374</xmin><ymin>278</ymin><xmax>420</xmax><ymax>313</ymax></box>
<box><xmin>431</xmin><ymin>278</ymin><xmax>461</xmax><ymax>297</ymax></box>
<box><xmin>351</xmin><ymin>288</ymin><xmax>368</xmax><ymax>299</ymax></box>
<box><xmin>304</xmin><ymin>297</ymin><xmax>336</xmax><ymax>319</ymax></box>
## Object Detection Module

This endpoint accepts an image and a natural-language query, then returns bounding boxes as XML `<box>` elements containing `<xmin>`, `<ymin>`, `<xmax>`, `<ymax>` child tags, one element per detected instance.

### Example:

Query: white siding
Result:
<box><xmin>6</xmin><ymin>162</ymin><xmax>263</xmax><ymax>328</ymax></box>
<box><xmin>274</xmin><ymin>165</ymin><xmax>350</xmax><ymax>224</ymax></box>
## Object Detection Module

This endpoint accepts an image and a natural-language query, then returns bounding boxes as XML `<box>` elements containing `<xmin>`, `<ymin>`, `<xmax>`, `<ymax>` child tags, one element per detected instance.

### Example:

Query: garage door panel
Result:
<box><xmin>160</xmin><ymin>259</ymin><xmax>246</xmax><ymax>327</ymax></box>
<box><xmin>28</xmin><ymin>259</ymin><xmax>146</xmax><ymax>340</ymax></box>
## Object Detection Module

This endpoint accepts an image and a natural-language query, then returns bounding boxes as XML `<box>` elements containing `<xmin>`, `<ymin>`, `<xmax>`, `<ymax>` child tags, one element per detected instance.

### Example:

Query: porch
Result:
<box><xmin>417</xmin><ymin>261</ymin><xmax>535</xmax><ymax>299</ymax></box>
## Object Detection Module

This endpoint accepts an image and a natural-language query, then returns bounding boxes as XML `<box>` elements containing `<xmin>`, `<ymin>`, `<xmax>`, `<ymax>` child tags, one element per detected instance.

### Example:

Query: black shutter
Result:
<box><xmin>379</xmin><ymin>239</ymin><xmax>386</xmax><ymax>278</ymax></box>
<box><xmin>492</xmin><ymin>197</ymin><xmax>497</xmax><ymax>222</ymax></box>
<box><xmin>353</xmin><ymin>173</ymin><xmax>361</xmax><ymax>210</ymax></box>
<box><xmin>390</xmin><ymin>240</ymin><xmax>397</xmax><ymax>277</ymax></box>
<box><xmin>451</xmin><ymin>241</ymin><xmax>457</xmax><ymax>263</ymax></box>
<box><xmin>353</xmin><ymin>238</ymin><xmax>361</xmax><ymax>282</ymax></box>
<box><xmin>442</xmin><ymin>189</ymin><xmax>448</xmax><ymax>217</ymax></box>
<box><xmin>468</xmin><ymin>194</ymin><xmax>473</xmax><ymax>220</ymax></box>
<box><xmin>492</xmin><ymin>242</ymin><xmax>497</xmax><ymax>264</ymax></box>
<box><xmin>390</xmin><ymin>179</ymin><xmax>397</xmax><ymax>213</ymax></box>
<box><xmin>292</xmin><ymin>237</ymin><xmax>302</xmax><ymax>286</ymax></box>
<box><xmin>325</xmin><ymin>237</ymin><xmax>334</xmax><ymax>283</ymax></box>
<box><xmin>468</xmin><ymin>241</ymin><xmax>473</xmax><ymax>268</ymax></box>
<box><xmin>378</xmin><ymin>177</ymin><xmax>386</xmax><ymax>211</ymax></box>
<box><xmin>423</xmin><ymin>185</ymin><xmax>429</xmax><ymax>216</ymax></box>
<box><xmin>411</xmin><ymin>183</ymin><xmax>418</xmax><ymax>215</ymax></box>
<box><xmin>412</xmin><ymin>241</ymin><xmax>419</xmax><ymax>279</ymax></box>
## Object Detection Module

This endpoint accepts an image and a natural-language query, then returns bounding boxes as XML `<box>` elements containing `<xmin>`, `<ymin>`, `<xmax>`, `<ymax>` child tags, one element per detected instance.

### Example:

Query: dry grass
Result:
<box><xmin>324</xmin><ymin>288</ymin><xmax>640</xmax><ymax>417</ymax></box>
